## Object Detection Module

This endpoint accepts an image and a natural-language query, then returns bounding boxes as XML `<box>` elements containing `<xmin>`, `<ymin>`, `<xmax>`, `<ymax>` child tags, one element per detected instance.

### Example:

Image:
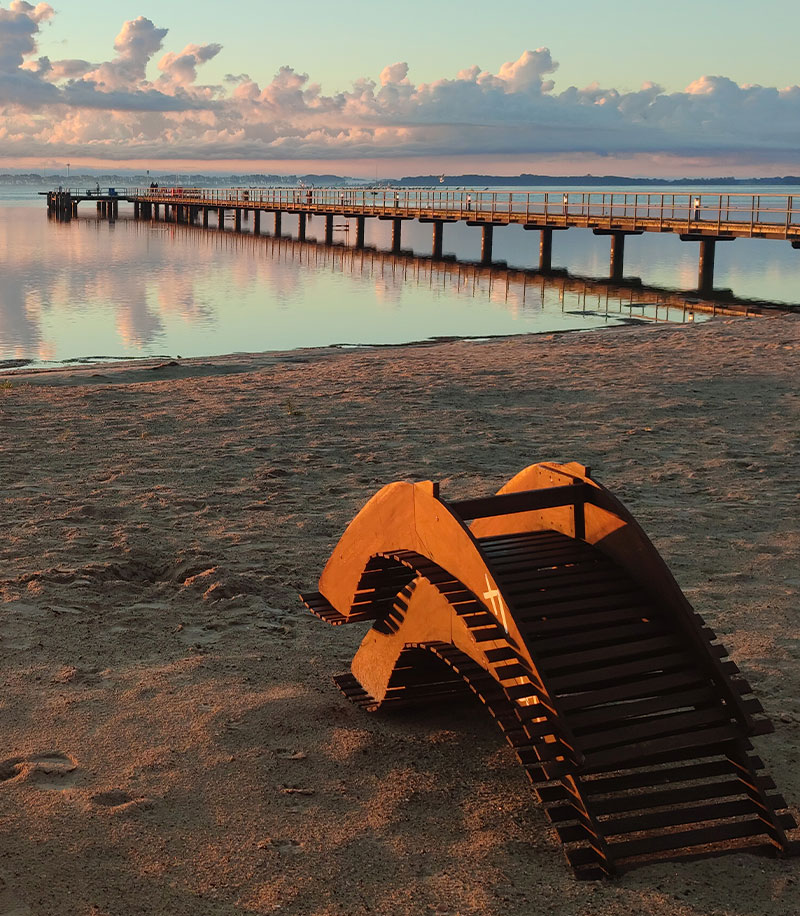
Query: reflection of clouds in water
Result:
<box><xmin>115</xmin><ymin>298</ymin><xmax>164</xmax><ymax>349</ymax></box>
<box><xmin>0</xmin><ymin>275</ymin><xmax>42</xmax><ymax>353</ymax></box>
<box><xmin>155</xmin><ymin>271</ymin><xmax>207</xmax><ymax>322</ymax></box>
<box><xmin>0</xmin><ymin>203</ymin><xmax>758</xmax><ymax>365</ymax></box>
<box><xmin>0</xmin><ymin>216</ymin><xmax>44</xmax><ymax>352</ymax></box>
<box><xmin>37</xmin><ymin>340</ymin><xmax>56</xmax><ymax>360</ymax></box>
<box><xmin>0</xmin><ymin>211</ymin><xmax>230</xmax><ymax>353</ymax></box>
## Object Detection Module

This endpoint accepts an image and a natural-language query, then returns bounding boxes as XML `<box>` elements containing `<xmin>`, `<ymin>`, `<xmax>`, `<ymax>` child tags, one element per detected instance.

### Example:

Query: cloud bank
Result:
<box><xmin>3</xmin><ymin>2</ymin><xmax>800</xmax><ymax>169</ymax></box>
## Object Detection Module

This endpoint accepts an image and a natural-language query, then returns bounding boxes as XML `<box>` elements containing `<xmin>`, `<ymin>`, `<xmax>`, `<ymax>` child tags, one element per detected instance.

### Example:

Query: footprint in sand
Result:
<box><xmin>0</xmin><ymin>752</ymin><xmax>79</xmax><ymax>790</ymax></box>
<box><xmin>0</xmin><ymin>759</ymin><xmax>24</xmax><ymax>783</ymax></box>
<box><xmin>90</xmin><ymin>789</ymin><xmax>153</xmax><ymax>813</ymax></box>
<box><xmin>26</xmin><ymin>752</ymin><xmax>79</xmax><ymax>790</ymax></box>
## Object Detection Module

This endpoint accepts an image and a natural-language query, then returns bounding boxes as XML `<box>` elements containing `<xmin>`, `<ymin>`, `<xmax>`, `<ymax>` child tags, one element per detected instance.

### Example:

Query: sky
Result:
<box><xmin>3</xmin><ymin>0</ymin><xmax>800</xmax><ymax>177</ymax></box>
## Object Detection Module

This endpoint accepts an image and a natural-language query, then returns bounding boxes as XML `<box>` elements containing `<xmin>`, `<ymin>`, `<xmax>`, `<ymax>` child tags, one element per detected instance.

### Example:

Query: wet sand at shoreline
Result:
<box><xmin>1</xmin><ymin>315</ymin><xmax>798</xmax><ymax>915</ymax></box>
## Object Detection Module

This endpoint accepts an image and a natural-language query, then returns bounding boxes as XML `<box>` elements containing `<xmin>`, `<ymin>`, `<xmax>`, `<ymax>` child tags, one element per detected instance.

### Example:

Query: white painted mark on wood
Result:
<box><xmin>483</xmin><ymin>574</ymin><xmax>508</xmax><ymax>634</ymax></box>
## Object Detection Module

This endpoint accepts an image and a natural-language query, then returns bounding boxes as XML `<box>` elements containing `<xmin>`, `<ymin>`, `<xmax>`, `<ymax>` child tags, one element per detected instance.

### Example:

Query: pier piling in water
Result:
<box><xmin>391</xmin><ymin>218</ymin><xmax>403</xmax><ymax>252</ymax></box>
<box><xmin>609</xmin><ymin>231</ymin><xmax>625</xmax><ymax>281</ymax></box>
<box><xmin>699</xmin><ymin>238</ymin><xmax>716</xmax><ymax>292</ymax></box>
<box><xmin>680</xmin><ymin>234</ymin><xmax>735</xmax><ymax>294</ymax></box>
<box><xmin>432</xmin><ymin>220</ymin><xmax>443</xmax><ymax>259</ymax></box>
<box><xmin>592</xmin><ymin>229</ymin><xmax>643</xmax><ymax>281</ymax></box>
<box><xmin>480</xmin><ymin>224</ymin><xmax>494</xmax><ymax>264</ymax></box>
<box><xmin>539</xmin><ymin>228</ymin><xmax>553</xmax><ymax>271</ymax></box>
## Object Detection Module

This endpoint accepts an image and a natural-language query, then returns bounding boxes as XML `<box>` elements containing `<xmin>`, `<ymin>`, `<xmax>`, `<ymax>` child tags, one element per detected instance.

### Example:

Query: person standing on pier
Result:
<box><xmin>693</xmin><ymin>196</ymin><xmax>701</xmax><ymax>220</ymax></box>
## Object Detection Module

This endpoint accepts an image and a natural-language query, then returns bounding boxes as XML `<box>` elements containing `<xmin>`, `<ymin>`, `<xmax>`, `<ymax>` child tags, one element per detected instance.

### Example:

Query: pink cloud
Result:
<box><xmin>2</xmin><ymin>2</ymin><xmax>800</xmax><ymax>170</ymax></box>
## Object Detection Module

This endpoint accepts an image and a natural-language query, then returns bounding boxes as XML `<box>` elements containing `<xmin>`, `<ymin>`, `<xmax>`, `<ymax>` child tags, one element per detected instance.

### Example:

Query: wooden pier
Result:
<box><xmin>44</xmin><ymin>186</ymin><xmax>800</xmax><ymax>295</ymax></box>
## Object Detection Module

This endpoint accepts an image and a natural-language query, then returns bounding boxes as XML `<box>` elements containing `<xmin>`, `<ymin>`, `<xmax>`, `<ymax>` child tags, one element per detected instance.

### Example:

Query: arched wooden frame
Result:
<box><xmin>302</xmin><ymin>463</ymin><xmax>797</xmax><ymax>877</ymax></box>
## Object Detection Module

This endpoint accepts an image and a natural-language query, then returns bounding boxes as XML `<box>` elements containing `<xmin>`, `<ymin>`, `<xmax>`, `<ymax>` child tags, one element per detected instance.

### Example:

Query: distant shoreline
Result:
<box><xmin>4</xmin><ymin>171</ymin><xmax>800</xmax><ymax>189</ymax></box>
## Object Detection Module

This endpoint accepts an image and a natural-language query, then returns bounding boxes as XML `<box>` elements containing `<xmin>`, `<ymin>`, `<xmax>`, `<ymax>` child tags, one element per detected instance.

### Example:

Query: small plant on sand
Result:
<box><xmin>0</xmin><ymin>380</ymin><xmax>12</xmax><ymax>390</ymax></box>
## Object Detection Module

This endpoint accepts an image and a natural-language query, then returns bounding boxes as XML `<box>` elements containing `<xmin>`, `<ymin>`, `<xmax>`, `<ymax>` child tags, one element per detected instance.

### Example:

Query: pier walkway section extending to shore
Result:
<box><xmin>44</xmin><ymin>187</ymin><xmax>800</xmax><ymax>294</ymax></box>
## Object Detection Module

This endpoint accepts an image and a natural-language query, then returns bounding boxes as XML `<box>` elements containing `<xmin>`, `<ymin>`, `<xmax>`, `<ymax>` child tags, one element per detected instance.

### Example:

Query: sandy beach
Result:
<box><xmin>1</xmin><ymin>314</ymin><xmax>798</xmax><ymax>916</ymax></box>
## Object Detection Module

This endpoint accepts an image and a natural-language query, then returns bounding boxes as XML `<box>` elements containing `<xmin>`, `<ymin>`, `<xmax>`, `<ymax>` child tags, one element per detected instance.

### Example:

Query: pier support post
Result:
<box><xmin>235</xmin><ymin>208</ymin><xmax>242</xmax><ymax>231</ymax></box>
<box><xmin>218</xmin><ymin>208</ymin><xmax>225</xmax><ymax>230</ymax></box>
<box><xmin>593</xmin><ymin>228</ymin><xmax>642</xmax><ymax>282</ymax></box>
<box><xmin>609</xmin><ymin>231</ymin><xmax>625</xmax><ymax>281</ymax></box>
<box><xmin>71</xmin><ymin>201</ymin><xmax>78</xmax><ymax>217</ymax></box>
<box><xmin>480</xmin><ymin>224</ymin><xmax>494</xmax><ymax>264</ymax></box>
<box><xmin>698</xmin><ymin>238</ymin><xmax>716</xmax><ymax>293</ymax></box>
<box><xmin>113</xmin><ymin>200</ymin><xmax>119</xmax><ymax>219</ymax></box>
<box><xmin>680</xmin><ymin>233</ymin><xmax>734</xmax><ymax>295</ymax></box>
<box><xmin>203</xmin><ymin>208</ymin><xmax>209</xmax><ymax>228</ymax></box>
<box><xmin>539</xmin><ymin>228</ymin><xmax>553</xmax><ymax>271</ymax></box>
<box><xmin>134</xmin><ymin>202</ymin><xmax>140</xmax><ymax>219</ymax></box>
<box><xmin>97</xmin><ymin>201</ymin><xmax>102</xmax><ymax>214</ymax></box>
<box><xmin>325</xmin><ymin>213</ymin><xmax>334</xmax><ymax>244</ymax></box>
<box><xmin>298</xmin><ymin>212</ymin><xmax>306</xmax><ymax>241</ymax></box>
<box><xmin>355</xmin><ymin>216</ymin><xmax>365</xmax><ymax>248</ymax></box>
<box><xmin>392</xmin><ymin>218</ymin><xmax>402</xmax><ymax>252</ymax></box>
<box><xmin>154</xmin><ymin>204</ymin><xmax>160</xmax><ymax>220</ymax></box>
<box><xmin>275</xmin><ymin>211</ymin><xmax>282</xmax><ymax>237</ymax></box>
<box><xmin>253</xmin><ymin>210</ymin><xmax>260</xmax><ymax>235</ymax></box>
<box><xmin>432</xmin><ymin>220</ymin><xmax>443</xmax><ymax>259</ymax></box>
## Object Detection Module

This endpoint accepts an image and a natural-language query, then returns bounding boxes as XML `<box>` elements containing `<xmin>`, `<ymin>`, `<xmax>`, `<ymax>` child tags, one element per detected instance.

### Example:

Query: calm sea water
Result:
<box><xmin>2</xmin><ymin>183</ymin><xmax>798</xmax><ymax>369</ymax></box>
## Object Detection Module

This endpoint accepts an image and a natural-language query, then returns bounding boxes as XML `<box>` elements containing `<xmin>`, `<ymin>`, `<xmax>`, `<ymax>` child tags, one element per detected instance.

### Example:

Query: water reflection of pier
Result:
<box><xmin>151</xmin><ymin>218</ymin><xmax>760</xmax><ymax>324</ymax></box>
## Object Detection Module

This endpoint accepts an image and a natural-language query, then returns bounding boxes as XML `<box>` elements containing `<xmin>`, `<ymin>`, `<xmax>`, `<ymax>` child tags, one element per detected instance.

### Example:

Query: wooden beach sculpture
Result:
<box><xmin>301</xmin><ymin>462</ymin><xmax>798</xmax><ymax>877</ymax></box>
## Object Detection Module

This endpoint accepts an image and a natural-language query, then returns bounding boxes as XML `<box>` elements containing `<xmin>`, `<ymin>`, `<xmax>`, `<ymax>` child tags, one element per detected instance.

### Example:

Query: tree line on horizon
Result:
<box><xmin>5</xmin><ymin>172</ymin><xmax>800</xmax><ymax>188</ymax></box>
